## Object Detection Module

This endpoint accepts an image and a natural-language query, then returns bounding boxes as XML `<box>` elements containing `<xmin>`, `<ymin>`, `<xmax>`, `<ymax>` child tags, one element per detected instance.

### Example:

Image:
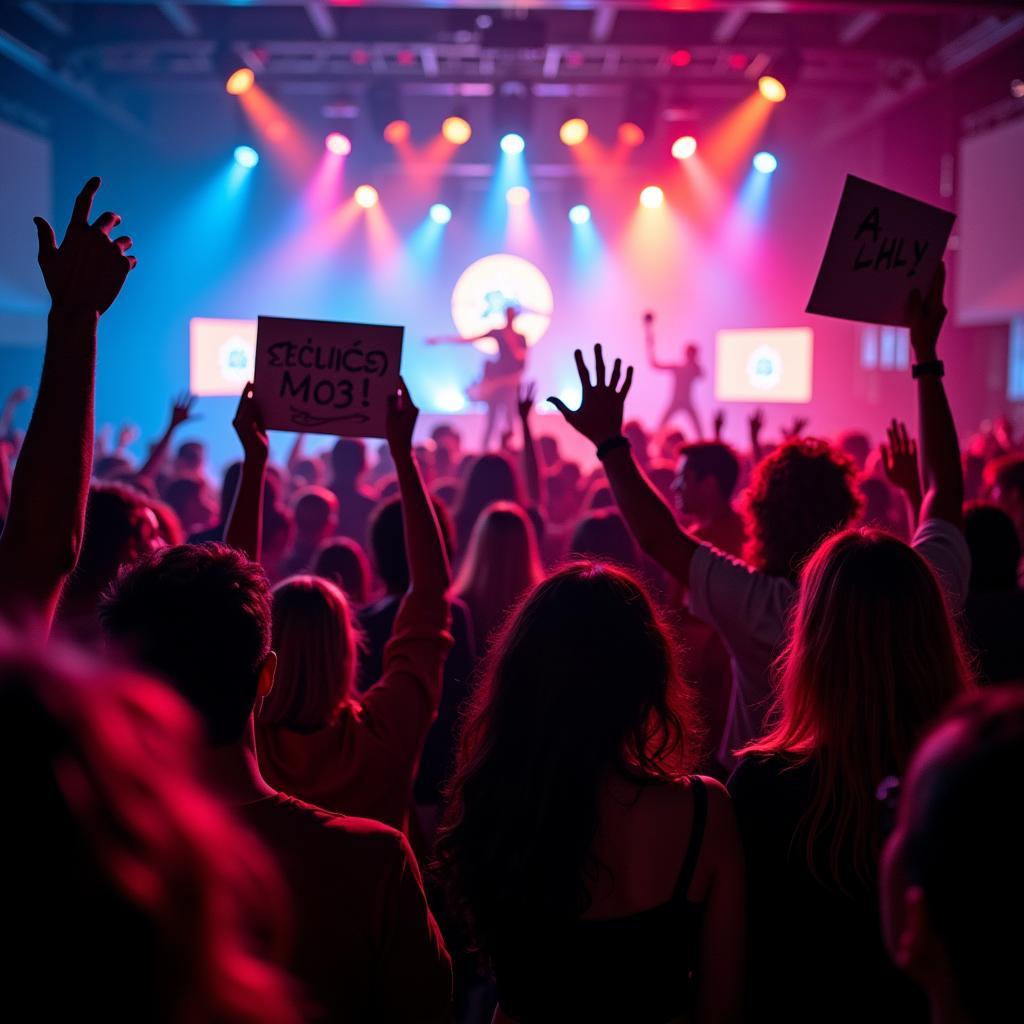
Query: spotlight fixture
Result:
<box><xmin>366</xmin><ymin>82</ymin><xmax>407</xmax><ymax>142</ymax></box>
<box><xmin>505</xmin><ymin>185</ymin><xmax>530</xmax><ymax>206</ymax></box>
<box><xmin>619</xmin><ymin>82</ymin><xmax>659</xmax><ymax>149</ymax></box>
<box><xmin>233</xmin><ymin>145</ymin><xmax>259</xmax><ymax>168</ymax></box>
<box><xmin>559</xmin><ymin>116</ymin><xmax>589</xmax><ymax>147</ymax></box>
<box><xmin>568</xmin><ymin>204</ymin><xmax>591</xmax><ymax>225</ymax></box>
<box><xmin>671</xmin><ymin>135</ymin><xmax>698</xmax><ymax>160</ymax></box>
<box><xmin>325</xmin><ymin>132</ymin><xmax>352</xmax><ymax>156</ymax></box>
<box><xmin>500</xmin><ymin>133</ymin><xmax>526</xmax><ymax>155</ymax></box>
<box><xmin>753</xmin><ymin>151</ymin><xmax>778</xmax><ymax>174</ymax></box>
<box><xmin>758</xmin><ymin>51</ymin><xmax>799</xmax><ymax>103</ymax></box>
<box><xmin>354</xmin><ymin>185</ymin><xmax>379</xmax><ymax>208</ymax></box>
<box><xmin>226</xmin><ymin>67</ymin><xmax>255</xmax><ymax>96</ymax></box>
<box><xmin>442</xmin><ymin>115</ymin><xmax>472</xmax><ymax>145</ymax></box>
<box><xmin>430</xmin><ymin>203</ymin><xmax>452</xmax><ymax>224</ymax></box>
<box><xmin>639</xmin><ymin>185</ymin><xmax>664</xmax><ymax>209</ymax></box>
<box><xmin>618</xmin><ymin>122</ymin><xmax>645</xmax><ymax>147</ymax></box>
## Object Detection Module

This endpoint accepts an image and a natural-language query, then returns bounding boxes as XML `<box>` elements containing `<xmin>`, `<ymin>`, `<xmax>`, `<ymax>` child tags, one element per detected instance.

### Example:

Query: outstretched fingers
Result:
<box><xmin>70</xmin><ymin>177</ymin><xmax>100</xmax><ymax>227</ymax></box>
<box><xmin>594</xmin><ymin>344</ymin><xmax>606</xmax><ymax>387</ymax></box>
<box><xmin>609</xmin><ymin>358</ymin><xmax>622</xmax><ymax>390</ymax></box>
<box><xmin>574</xmin><ymin>348</ymin><xmax>592</xmax><ymax>391</ymax></box>
<box><xmin>620</xmin><ymin>364</ymin><xmax>634</xmax><ymax>399</ymax></box>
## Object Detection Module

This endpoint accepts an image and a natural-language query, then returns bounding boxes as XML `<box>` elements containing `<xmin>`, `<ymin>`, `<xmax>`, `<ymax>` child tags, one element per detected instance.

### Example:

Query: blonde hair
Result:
<box><xmin>741</xmin><ymin>528</ymin><xmax>973</xmax><ymax>887</ymax></box>
<box><xmin>455</xmin><ymin>501</ymin><xmax>543</xmax><ymax>651</ymax></box>
<box><xmin>261</xmin><ymin>575</ymin><xmax>360</xmax><ymax>732</ymax></box>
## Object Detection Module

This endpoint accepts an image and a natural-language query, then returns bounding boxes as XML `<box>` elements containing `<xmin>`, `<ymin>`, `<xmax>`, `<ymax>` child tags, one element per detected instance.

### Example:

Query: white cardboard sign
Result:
<box><xmin>253</xmin><ymin>315</ymin><xmax>403</xmax><ymax>438</ymax></box>
<box><xmin>806</xmin><ymin>175</ymin><xmax>955</xmax><ymax>327</ymax></box>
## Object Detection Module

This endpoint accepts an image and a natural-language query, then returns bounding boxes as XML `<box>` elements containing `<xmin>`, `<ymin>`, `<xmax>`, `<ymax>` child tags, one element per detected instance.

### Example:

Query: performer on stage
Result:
<box><xmin>644</xmin><ymin>311</ymin><xmax>705</xmax><ymax>438</ymax></box>
<box><xmin>428</xmin><ymin>305</ymin><xmax>528</xmax><ymax>451</ymax></box>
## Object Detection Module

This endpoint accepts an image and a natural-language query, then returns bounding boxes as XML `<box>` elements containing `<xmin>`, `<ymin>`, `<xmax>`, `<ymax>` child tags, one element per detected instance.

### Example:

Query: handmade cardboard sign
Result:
<box><xmin>807</xmin><ymin>175</ymin><xmax>955</xmax><ymax>327</ymax></box>
<box><xmin>253</xmin><ymin>316</ymin><xmax>403</xmax><ymax>438</ymax></box>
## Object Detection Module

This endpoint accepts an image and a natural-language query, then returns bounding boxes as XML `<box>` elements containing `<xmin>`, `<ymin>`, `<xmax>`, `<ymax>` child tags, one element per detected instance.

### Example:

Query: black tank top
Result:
<box><xmin>494</xmin><ymin>776</ymin><xmax>709</xmax><ymax>1023</ymax></box>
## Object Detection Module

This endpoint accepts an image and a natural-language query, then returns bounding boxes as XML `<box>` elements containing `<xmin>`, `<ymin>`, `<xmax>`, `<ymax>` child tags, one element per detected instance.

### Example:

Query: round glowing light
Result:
<box><xmin>325</xmin><ymin>132</ymin><xmax>351</xmax><ymax>156</ymax></box>
<box><xmin>442</xmin><ymin>116</ymin><xmax>472</xmax><ymax>145</ymax></box>
<box><xmin>670</xmin><ymin>49</ymin><xmax>692</xmax><ymax>68</ymax></box>
<box><xmin>671</xmin><ymin>135</ymin><xmax>698</xmax><ymax>160</ymax></box>
<box><xmin>354</xmin><ymin>184</ymin><xmax>379</xmax><ymax>209</ymax></box>
<box><xmin>559</xmin><ymin>117</ymin><xmax>589</xmax><ymax>147</ymax></box>
<box><xmin>505</xmin><ymin>185</ymin><xmax>530</xmax><ymax>206</ymax></box>
<box><xmin>435</xmin><ymin>387</ymin><xmax>467</xmax><ymax>413</ymax></box>
<box><xmin>233</xmin><ymin>145</ymin><xmax>259</xmax><ymax>168</ymax></box>
<box><xmin>617</xmin><ymin>121</ymin><xmax>645</xmax><ymax>147</ymax></box>
<box><xmin>450</xmin><ymin>253</ymin><xmax>555</xmax><ymax>352</ymax></box>
<box><xmin>225</xmin><ymin>67</ymin><xmax>254</xmax><ymax>95</ymax></box>
<box><xmin>753</xmin><ymin>151</ymin><xmax>778</xmax><ymax>174</ymax></box>
<box><xmin>383</xmin><ymin>119</ymin><xmax>410</xmax><ymax>144</ymax></box>
<box><xmin>500</xmin><ymin>132</ymin><xmax>525</xmax><ymax>155</ymax></box>
<box><xmin>568</xmin><ymin>204</ymin><xmax>591</xmax><ymax>225</ymax></box>
<box><xmin>639</xmin><ymin>185</ymin><xmax>664</xmax><ymax>209</ymax></box>
<box><xmin>430</xmin><ymin>203</ymin><xmax>452</xmax><ymax>225</ymax></box>
<box><xmin>1012</xmin><ymin>78</ymin><xmax>1024</xmax><ymax>99</ymax></box>
<box><xmin>758</xmin><ymin>74</ymin><xmax>787</xmax><ymax>103</ymax></box>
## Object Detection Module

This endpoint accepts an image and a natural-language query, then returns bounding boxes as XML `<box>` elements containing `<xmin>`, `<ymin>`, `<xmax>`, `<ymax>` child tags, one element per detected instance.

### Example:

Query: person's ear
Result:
<box><xmin>257</xmin><ymin>650</ymin><xmax>277</xmax><ymax>698</ymax></box>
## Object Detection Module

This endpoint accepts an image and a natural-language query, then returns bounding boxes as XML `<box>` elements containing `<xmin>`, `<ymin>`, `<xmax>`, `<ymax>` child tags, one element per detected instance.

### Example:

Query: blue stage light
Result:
<box><xmin>233</xmin><ymin>145</ymin><xmax>260</xmax><ymax>168</ymax></box>
<box><xmin>430</xmin><ymin>203</ymin><xmax>452</xmax><ymax>224</ymax></box>
<box><xmin>753</xmin><ymin>151</ymin><xmax>778</xmax><ymax>174</ymax></box>
<box><xmin>568</xmin><ymin>204</ymin><xmax>591</xmax><ymax>225</ymax></box>
<box><xmin>500</xmin><ymin>132</ymin><xmax>525</xmax><ymax>155</ymax></box>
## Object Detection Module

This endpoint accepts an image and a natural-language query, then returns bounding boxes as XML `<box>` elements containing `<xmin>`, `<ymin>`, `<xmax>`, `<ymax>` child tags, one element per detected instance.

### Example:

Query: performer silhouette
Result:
<box><xmin>644</xmin><ymin>311</ymin><xmax>705</xmax><ymax>438</ymax></box>
<box><xmin>427</xmin><ymin>305</ymin><xmax>528</xmax><ymax>451</ymax></box>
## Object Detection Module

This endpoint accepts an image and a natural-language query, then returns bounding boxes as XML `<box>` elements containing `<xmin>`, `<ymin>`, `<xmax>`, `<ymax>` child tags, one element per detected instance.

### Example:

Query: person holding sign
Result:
<box><xmin>643</xmin><ymin>311</ymin><xmax>706</xmax><ymax>438</ymax></box>
<box><xmin>427</xmin><ymin>305</ymin><xmax>528</xmax><ymax>451</ymax></box>
<box><xmin>256</xmin><ymin>378</ymin><xmax>455</xmax><ymax>834</ymax></box>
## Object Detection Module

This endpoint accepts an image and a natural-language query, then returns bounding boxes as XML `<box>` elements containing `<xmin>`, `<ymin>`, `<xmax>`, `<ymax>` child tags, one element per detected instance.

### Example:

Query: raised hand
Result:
<box><xmin>880</xmin><ymin>419</ymin><xmax>921</xmax><ymax>498</ymax></box>
<box><xmin>4</xmin><ymin>387</ymin><xmax>30</xmax><ymax>409</ymax></box>
<box><xmin>713</xmin><ymin>409</ymin><xmax>725</xmax><ymax>441</ymax></box>
<box><xmin>518</xmin><ymin>381</ymin><xmax>536</xmax><ymax>422</ymax></box>
<box><xmin>548</xmin><ymin>344</ymin><xmax>633</xmax><ymax>446</ymax></box>
<box><xmin>169</xmin><ymin>392</ymin><xmax>197</xmax><ymax>430</ymax></box>
<box><xmin>906</xmin><ymin>260</ymin><xmax>947</xmax><ymax>362</ymax></box>
<box><xmin>781</xmin><ymin>416</ymin><xmax>809</xmax><ymax>440</ymax></box>
<box><xmin>386</xmin><ymin>376</ymin><xmax>419</xmax><ymax>455</ymax></box>
<box><xmin>233</xmin><ymin>382</ymin><xmax>269</xmax><ymax>462</ymax></box>
<box><xmin>749</xmin><ymin>409</ymin><xmax>764</xmax><ymax>439</ymax></box>
<box><xmin>116</xmin><ymin>423</ymin><xmax>140</xmax><ymax>451</ymax></box>
<box><xmin>34</xmin><ymin>177</ymin><xmax>136</xmax><ymax>316</ymax></box>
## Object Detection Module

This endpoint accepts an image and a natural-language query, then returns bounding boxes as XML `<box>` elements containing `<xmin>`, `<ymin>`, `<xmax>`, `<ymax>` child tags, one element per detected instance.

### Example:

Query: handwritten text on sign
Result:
<box><xmin>806</xmin><ymin>175</ymin><xmax>955</xmax><ymax>327</ymax></box>
<box><xmin>253</xmin><ymin>316</ymin><xmax>403</xmax><ymax>438</ymax></box>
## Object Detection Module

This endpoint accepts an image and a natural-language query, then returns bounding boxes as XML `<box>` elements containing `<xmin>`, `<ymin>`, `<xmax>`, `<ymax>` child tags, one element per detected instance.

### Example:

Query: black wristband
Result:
<box><xmin>912</xmin><ymin>359</ymin><xmax>944</xmax><ymax>379</ymax></box>
<box><xmin>596</xmin><ymin>435</ymin><xmax>631</xmax><ymax>461</ymax></box>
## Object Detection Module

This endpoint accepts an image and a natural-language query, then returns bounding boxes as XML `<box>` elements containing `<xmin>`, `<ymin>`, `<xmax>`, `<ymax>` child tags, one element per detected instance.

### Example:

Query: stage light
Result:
<box><xmin>442</xmin><ymin>115</ymin><xmax>472</xmax><ymax>145</ymax></box>
<box><xmin>500</xmin><ymin>132</ymin><xmax>525</xmax><ymax>155</ymax></box>
<box><xmin>505</xmin><ymin>185</ymin><xmax>530</xmax><ymax>206</ymax></box>
<box><xmin>758</xmin><ymin>75</ymin><xmax>787</xmax><ymax>103</ymax></box>
<box><xmin>618</xmin><ymin>121</ymin><xmax>645</xmax><ymax>147</ymax></box>
<box><xmin>753</xmin><ymin>151</ymin><xmax>778</xmax><ymax>174</ymax></box>
<box><xmin>325</xmin><ymin>132</ymin><xmax>351</xmax><ymax>156</ymax></box>
<box><xmin>435</xmin><ymin>387</ymin><xmax>467</xmax><ymax>413</ymax></box>
<box><xmin>559</xmin><ymin>117</ymin><xmax>589</xmax><ymax>147</ymax></box>
<box><xmin>639</xmin><ymin>185</ymin><xmax>664</xmax><ymax>209</ymax></box>
<box><xmin>430</xmin><ymin>203</ymin><xmax>452</xmax><ymax>224</ymax></box>
<box><xmin>383</xmin><ymin>119</ymin><xmax>410</xmax><ymax>145</ymax></box>
<box><xmin>670</xmin><ymin>49</ymin><xmax>692</xmax><ymax>68</ymax></box>
<box><xmin>568</xmin><ymin>204</ymin><xmax>591</xmax><ymax>225</ymax></box>
<box><xmin>1012</xmin><ymin>78</ymin><xmax>1024</xmax><ymax>99</ymax></box>
<box><xmin>354</xmin><ymin>185</ymin><xmax>379</xmax><ymax>208</ymax></box>
<box><xmin>226</xmin><ymin>67</ymin><xmax>255</xmax><ymax>96</ymax></box>
<box><xmin>621</xmin><ymin>82</ymin><xmax>658</xmax><ymax>147</ymax></box>
<box><xmin>233</xmin><ymin>145</ymin><xmax>259</xmax><ymax>168</ymax></box>
<box><xmin>671</xmin><ymin>135</ymin><xmax>698</xmax><ymax>160</ymax></box>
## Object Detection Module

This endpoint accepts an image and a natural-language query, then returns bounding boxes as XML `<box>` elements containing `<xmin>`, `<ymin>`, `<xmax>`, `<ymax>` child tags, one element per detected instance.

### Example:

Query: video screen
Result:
<box><xmin>714</xmin><ymin>327</ymin><xmax>813</xmax><ymax>403</ymax></box>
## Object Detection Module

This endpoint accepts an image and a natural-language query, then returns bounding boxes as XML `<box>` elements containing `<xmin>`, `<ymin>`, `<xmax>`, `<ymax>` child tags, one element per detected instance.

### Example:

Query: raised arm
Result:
<box><xmin>388</xmin><ymin>378</ymin><xmax>451</xmax><ymax>598</ymax></box>
<box><xmin>748</xmin><ymin>409</ymin><xmax>765</xmax><ymax>465</ymax></box>
<box><xmin>0</xmin><ymin>387</ymin><xmax>30</xmax><ymax>440</ymax></box>
<box><xmin>908</xmin><ymin>262</ymin><xmax>963</xmax><ymax>528</ymax></box>
<box><xmin>0</xmin><ymin>177</ymin><xmax>135</xmax><ymax>629</ymax></box>
<box><xmin>550</xmin><ymin>345</ymin><xmax>700</xmax><ymax>584</ymax></box>
<box><xmin>881</xmin><ymin>419</ymin><xmax>923</xmax><ymax>530</ymax></box>
<box><xmin>224</xmin><ymin>382</ymin><xmax>269</xmax><ymax>563</ymax></box>
<box><xmin>286</xmin><ymin>431</ymin><xmax>306</xmax><ymax>474</ymax></box>
<box><xmin>135</xmin><ymin>393</ymin><xmax>197</xmax><ymax>482</ymax></box>
<box><xmin>517</xmin><ymin>382</ymin><xmax>544</xmax><ymax>508</ymax></box>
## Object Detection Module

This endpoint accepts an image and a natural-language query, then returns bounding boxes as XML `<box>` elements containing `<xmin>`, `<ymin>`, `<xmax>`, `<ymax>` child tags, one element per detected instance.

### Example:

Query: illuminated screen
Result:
<box><xmin>189</xmin><ymin>317</ymin><xmax>257</xmax><ymax>396</ymax></box>
<box><xmin>714</xmin><ymin>327</ymin><xmax>813</xmax><ymax>403</ymax></box>
<box><xmin>450</xmin><ymin>253</ymin><xmax>554</xmax><ymax>356</ymax></box>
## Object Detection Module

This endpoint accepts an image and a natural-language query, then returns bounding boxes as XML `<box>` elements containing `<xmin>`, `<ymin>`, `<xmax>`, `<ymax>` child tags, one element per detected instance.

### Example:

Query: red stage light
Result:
<box><xmin>383</xmin><ymin>119</ymin><xmax>411</xmax><ymax>144</ymax></box>
<box><xmin>727</xmin><ymin>53</ymin><xmax>749</xmax><ymax>71</ymax></box>
<box><xmin>351</xmin><ymin>49</ymin><xmax>370</xmax><ymax>66</ymax></box>
<box><xmin>559</xmin><ymin>117</ymin><xmax>589</xmax><ymax>147</ymax></box>
<box><xmin>396</xmin><ymin>50</ymin><xmax>415</xmax><ymax>67</ymax></box>
<box><xmin>618</xmin><ymin>121</ymin><xmax>645</xmax><ymax>147</ymax></box>
<box><xmin>225</xmin><ymin>67</ymin><xmax>254</xmax><ymax>96</ymax></box>
<box><xmin>670</xmin><ymin>49</ymin><xmax>692</xmax><ymax>68</ymax></box>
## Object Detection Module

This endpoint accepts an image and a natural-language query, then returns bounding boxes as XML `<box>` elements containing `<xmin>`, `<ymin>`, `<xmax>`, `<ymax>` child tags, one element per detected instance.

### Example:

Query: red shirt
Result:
<box><xmin>239</xmin><ymin>793</ymin><xmax>452</xmax><ymax>1023</ymax></box>
<box><xmin>256</xmin><ymin>589</ymin><xmax>453</xmax><ymax>830</ymax></box>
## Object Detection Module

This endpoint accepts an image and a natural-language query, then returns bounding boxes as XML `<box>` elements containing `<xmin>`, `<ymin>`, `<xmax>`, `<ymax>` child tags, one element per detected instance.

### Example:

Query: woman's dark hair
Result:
<box><xmin>454</xmin><ymin>453</ymin><xmax>521</xmax><ymax>552</ymax></box>
<box><xmin>569</xmin><ymin>510</ymin><xmax>640</xmax><ymax>569</ymax></box>
<box><xmin>312</xmin><ymin>537</ymin><xmax>371</xmax><ymax>605</ymax></box>
<box><xmin>436</xmin><ymin>561</ymin><xmax>700</xmax><ymax>955</ymax></box>
<box><xmin>964</xmin><ymin>500</ymin><xmax>1021</xmax><ymax>592</ymax></box>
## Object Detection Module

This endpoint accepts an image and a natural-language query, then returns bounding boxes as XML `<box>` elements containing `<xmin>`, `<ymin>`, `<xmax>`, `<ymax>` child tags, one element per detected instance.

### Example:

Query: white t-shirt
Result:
<box><xmin>687</xmin><ymin>518</ymin><xmax>971</xmax><ymax>769</ymax></box>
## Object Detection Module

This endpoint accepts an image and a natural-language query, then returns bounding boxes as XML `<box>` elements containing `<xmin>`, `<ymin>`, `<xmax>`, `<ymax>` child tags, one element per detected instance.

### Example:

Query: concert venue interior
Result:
<box><xmin>1</xmin><ymin>2</ymin><xmax>1021</xmax><ymax>464</ymax></box>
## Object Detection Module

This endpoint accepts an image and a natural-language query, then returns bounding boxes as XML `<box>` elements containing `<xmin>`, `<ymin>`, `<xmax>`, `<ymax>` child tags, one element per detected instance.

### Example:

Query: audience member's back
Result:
<box><xmin>330</xmin><ymin>438</ymin><xmax>377</xmax><ymax>547</ymax></box>
<box><xmin>962</xmin><ymin>501</ymin><xmax>1024</xmax><ymax>683</ymax></box>
<box><xmin>100</xmin><ymin>544</ymin><xmax>452</xmax><ymax>1022</ymax></box>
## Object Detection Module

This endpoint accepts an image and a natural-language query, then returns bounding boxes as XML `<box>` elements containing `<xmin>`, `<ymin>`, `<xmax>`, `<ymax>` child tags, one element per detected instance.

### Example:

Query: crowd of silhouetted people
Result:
<box><xmin>1</xmin><ymin>178</ymin><xmax>1022</xmax><ymax>1023</ymax></box>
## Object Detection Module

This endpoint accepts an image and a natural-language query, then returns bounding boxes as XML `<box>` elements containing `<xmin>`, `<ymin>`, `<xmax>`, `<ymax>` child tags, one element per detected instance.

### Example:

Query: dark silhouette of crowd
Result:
<box><xmin>1</xmin><ymin>178</ymin><xmax>1021</xmax><ymax>1024</ymax></box>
